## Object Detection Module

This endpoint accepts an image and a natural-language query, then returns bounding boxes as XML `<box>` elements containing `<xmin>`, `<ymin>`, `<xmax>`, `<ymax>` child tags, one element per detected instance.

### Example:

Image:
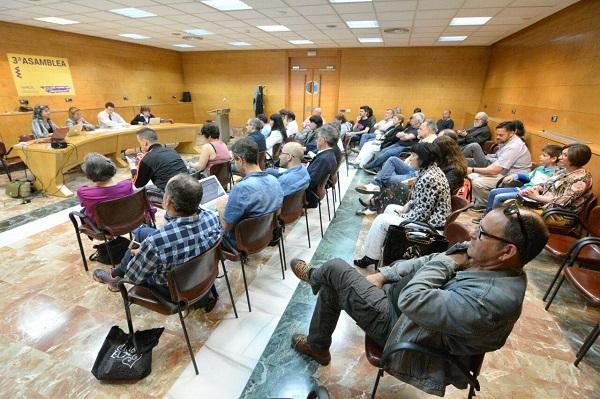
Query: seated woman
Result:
<box><xmin>296</xmin><ymin>115</ymin><xmax>323</xmax><ymax>155</ymax></box>
<box><xmin>77</xmin><ymin>153</ymin><xmax>136</xmax><ymax>224</ymax></box>
<box><xmin>188</xmin><ymin>123</ymin><xmax>231</xmax><ymax>176</ymax></box>
<box><xmin>266</xmin><ymin>113</ymin><xmax>287</xmax><ymax>156</ymax></box>
<box><xmin>130</xmin><ymin>105</ymin><xmax>174</xmax><ymax>125</ymax></box>
<box><xmin>435</xmin><ymin>133</ymin><xmax>468</xmax><ymax>194</ymax></box>
<box><xmin>354</xmin><ymin>143</ymin><xmax>451</xmax><ymax>268</ymax></box>
<box><xmin>518</xmin><ymin>143</ymin><xmax>593</xmax><ymax>225</ymax></box>
<box><xmin>31</xmin><ymin>104</ymin><xmax>59</xmax><ymax>141</ymax></box>
<box><xmin>65</xmin><ymin>107</ymin><xmax>96</xmax><ymax>131</ymax></box>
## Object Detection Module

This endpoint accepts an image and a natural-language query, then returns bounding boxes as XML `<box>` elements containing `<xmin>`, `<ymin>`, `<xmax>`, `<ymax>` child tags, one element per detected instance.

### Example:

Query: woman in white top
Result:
<box><xmin>266</xmin><ymin>113</ymin><xmax>287</xmax><ymax>156</ymax></box>
<box><xmin>285</xmin><ymin>111</ymin><xmax>299</xmax><ymax>137</ymax></box>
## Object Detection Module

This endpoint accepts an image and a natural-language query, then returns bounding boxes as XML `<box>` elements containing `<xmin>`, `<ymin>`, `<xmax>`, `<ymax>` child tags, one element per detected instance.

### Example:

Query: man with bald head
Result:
<box><xmin>303</xmin><ymin>107</ymin><xmax>326</xmax><ymax>129</ymax></box>
<box><xmin>457</xmin><ymin>111</ymin><xmax>490</xmax><ymax>147</ymax></box>
<box><xmin>265</xmin><ymin>141</ymin><xmax>310</xmax><ymax>196</ymax></box>
<box><xmin>289</xmin><ymin>204</ymin><xmax>548</xmax><ymax>396</ymax></box>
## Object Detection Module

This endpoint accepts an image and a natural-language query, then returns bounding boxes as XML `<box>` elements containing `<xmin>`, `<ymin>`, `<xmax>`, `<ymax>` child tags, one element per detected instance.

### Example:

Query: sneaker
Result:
<box><xmin>355</xmin><ymin>184</ymin><xmax>380</xmax><ymax>194</ymax></box>
<box><xmin>291</xmin><ymin>334</ymin><xmax>331</xmax><ymax>366</ymax></box>
<box><xmin>290</xmin><ymin>258</ymin><xmax>312</xmax><ymax>283</ymax></box>
<box><xmin>362</xmin><ymin>168</ymin><xmax>378</xmax><ymax>175</ymax></box>
<box><xmin>356</xmin><ymin>208</ymin><xmax>377</xmax><ymax>216</ymax></box>
<box><xmin>353</xmin><ymin>256</ymin><xmax>378</xmax><ymax>268</ymax></box>
<box><xmin>93</xmin><ymin>269</ymin><xmax>120</xmax><ymax>292</ymax></box>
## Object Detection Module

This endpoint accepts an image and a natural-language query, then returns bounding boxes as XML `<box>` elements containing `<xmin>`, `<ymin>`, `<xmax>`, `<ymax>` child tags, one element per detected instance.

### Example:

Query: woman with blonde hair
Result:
<box><xmin>66</xmin><ymin>107</ymin><xmax>95</xmax><ymax>131</ymax></box>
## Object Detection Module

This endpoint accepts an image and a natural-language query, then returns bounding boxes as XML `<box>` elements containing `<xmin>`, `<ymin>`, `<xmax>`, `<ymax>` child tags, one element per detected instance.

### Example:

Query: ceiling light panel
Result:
<box><xmin>118</xmin><ymin>33</ymin><xmax>150</xmax><ymax>39</ymax></box>
<box><xmin>34</xmin><ymin>17</ymin><xmax>80</xmax><ymax>25</ymax></box>
<box><xmin>109</xmin><ymin>8</ymin><xmax>157</xmax><ymax>18</ymax></box>
<box><xmin>438</xmin><ymin>35</ymin><xmax>467</xmax><ymax>41</ymax></box>
<box><xmin>202</xmin><ymin>0</ymin><xmax>253</xmax><ymax>11</ymax></box>
<box><xmin>256</xmin><ymin>25</ymin><xmax>290</xmax><ymax>32</ymax></box>
<box><xmin>289</xmin><ymin>39</ymin><xmax>313</xmax><ymax>44</ymax></box>
<box><xmin>358</xmin><ymin>37</ymin><xmax>383</xmax><ymax>43</ymax></box>
<box><xmin>184</xmin><ymin>29</ymin><xmax>215</xmax><ymax>36</ymax></box>
<box><xmin>450</xmin><ymin>17</ymin><xmax>492</xmax><ymax>26</ymax></box>
<box><xmin>346</xmin><ymin>20</ymin><xmax>379</xmax><ymax>28</ymax></box>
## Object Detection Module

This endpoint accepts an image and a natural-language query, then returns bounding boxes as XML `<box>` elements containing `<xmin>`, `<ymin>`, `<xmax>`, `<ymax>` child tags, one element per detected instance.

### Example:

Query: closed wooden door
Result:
<box><xmin>288</xmin><ymin>56</ymin><xmax>339</xmax><ymax>124</ymax></box>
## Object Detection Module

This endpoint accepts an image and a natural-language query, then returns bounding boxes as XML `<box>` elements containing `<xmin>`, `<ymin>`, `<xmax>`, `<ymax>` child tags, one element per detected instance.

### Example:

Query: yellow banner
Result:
<box><xmin>7</xmin><ymin>53</ymin><xmax>76</xmax><ymax>96</ymax></box>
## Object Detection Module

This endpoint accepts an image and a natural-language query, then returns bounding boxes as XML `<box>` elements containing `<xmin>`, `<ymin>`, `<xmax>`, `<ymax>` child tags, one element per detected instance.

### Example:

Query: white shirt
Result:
<box><xmin>286</xmin><ymin>120</ymin><xmax>299</xmax><ymax>136</ymax></box>
<box><xmin>266</xmin><ymin>129</ymin><xmax>283</xmax><ymax>155</ymax></box>
<box><xmin>97</xmin><ymin>110</ymin><xmax>127</xmax><ymax>129</ymax></box>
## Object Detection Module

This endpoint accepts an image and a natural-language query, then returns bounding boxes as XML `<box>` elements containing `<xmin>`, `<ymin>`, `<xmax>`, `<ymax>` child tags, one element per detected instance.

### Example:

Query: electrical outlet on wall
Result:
<box><xmin>551</xmin><ymin>115</ymin><xmax>558</xmax><ymax>123</ymax></box>
<box><xmin>339</xmin><ymin>108</ymin><xmax>351</xmax><ymax>113</ymax></box>
<box><xmin>511</xmin><ymin>108</ymin><xmax>516</xmax><ymax>114</ymax></box>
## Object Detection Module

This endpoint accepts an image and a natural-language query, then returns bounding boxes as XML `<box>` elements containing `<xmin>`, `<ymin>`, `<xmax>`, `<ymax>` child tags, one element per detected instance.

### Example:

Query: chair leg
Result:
<box><xmin>337</xmin><ymin>171</ymin><xmax>342</xmax><ymax>200</ymax></box>
<box><xmin>220</xmin><ymin>259</ymin><xmax>238</xmax><ymax>319</ymax></box>
<box><xmin>318</xmin><ymin>202</ymin><xmax>324</xmax><ymax>238</ymax></box>
<box><xmin>542</xmin><ymin>257</ymin><xmax>569</xmax><ymax>302</ymax></box>
<box><xmin>1</xmin><ymin>159</ymin><xmax>12</xmax><ymax>182</ymax></box>
<box><xmin>467</xmin><ymin>383</ymin><xmax>477</xmax><ymax>399</ymax></box>
<box><xmin>119</xmin><ymin>289</ymin><xmax>139</xmax><ymax>352</ymax></box>
<box><xmin>281</xmin><ymin>236</ymin><xmax>287</xmax><ymax>270</ymax></box>
<box><xmin>240</xmin><ymin>258</ymin><xmax>251</xmax><ymax>312</ymax></box>
<box><xmin>178</xmin><ymin>305</ymin><xmax>199</xmax><ymax>375</ymax></box>
<box><xmin>278</xmin><ymin>240</ymin><xmax>285</xmax><ymax>280</ymax></box>
<box><xmin>575</xmin><ymin>324</ymin><xmax>600</xmax><ymax>366</ymax></box>
<box><xmin>325</xmin><ymin>191</ymin><xmax>331</xmax><ymax>221</ymax></box>
<box><xmin>304</xmin><ymin>207</ymin><xmax>311</xmax><ymax>248</ymax></box>
<box><xmin>331</xmin><ymin>188</ymin><xmax>337</xmax><ymax>218</ymax></box>
<box><xmin>371</xmin><ymin>369</ymin><xmax>384</xmax><ymax>399</ymax></box>
<box><xmin>69</xmin><ymin>214</ymin><xmax>89</xmax><ymax>271</ymax></box>
<box><xmin>545</xmin><ymin>275</ymin><xmax>566</xmax><ymax>311</ymax></box>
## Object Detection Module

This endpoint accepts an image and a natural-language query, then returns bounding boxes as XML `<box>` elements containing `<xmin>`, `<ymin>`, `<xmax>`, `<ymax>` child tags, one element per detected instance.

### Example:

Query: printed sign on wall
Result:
<box><xmin>7</xmin><ymin>53</ymin><xmax>76</xmax><ymax>96</ymax></box>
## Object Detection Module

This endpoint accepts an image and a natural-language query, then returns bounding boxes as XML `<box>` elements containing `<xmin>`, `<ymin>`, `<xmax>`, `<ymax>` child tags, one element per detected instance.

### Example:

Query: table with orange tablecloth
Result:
<box><xmin>12</xmin><ymin>123</ymin><xmax>200</xmax><ymax>197</ymax></box>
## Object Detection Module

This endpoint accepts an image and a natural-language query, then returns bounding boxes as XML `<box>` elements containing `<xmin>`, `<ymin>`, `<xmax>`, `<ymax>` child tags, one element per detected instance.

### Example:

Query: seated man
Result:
<box><xmin>266</xmin><ymin>142</ymin><xmax>310</xmax><ymax>197</ymax></box>
<box><xmin>218</xmin><ymin>138</ymin><xmax>283</xmax><ymax>247</ymax></box>
<box><xmin>93</xmin><ymin>173</ymin><xmax>223</xmax><ymax>309</ymax></box>
<box><xmin>302</xmin><ymin>107</ymin><xmax>326</xmax><ymax>129</ymax></box>
<box><xmin>97</xmin><ymin>101</ymin><xmax>128</xmax><ymax>129</ymax></box>
<box><xmin>245</xmin><ymin>117</ymin><xmax>267</xmax><ymax>152</ymax></box>
<box><xmin>361</xmin><ymin>113</ymin><xmax>425</xmax><ymax>173</ymax></box>
<box><xmin>348</xmin><ymin>105</ymin><xmax>374</xmax><ymax>144</ymax></box>
<box><xmin>306</xmin><ymin>126</ymin><xmax>339</xmax><ymax>209</ymax></box>
<box><xmin>463</xmin><ymin>121</ymin><xmax>531</xmax><ymax>209</ymax></box>
<box><xmin>457</xmin><ymin>112</ymin><xmax>490</xmax><ymax>147</ymax></box>
<box><xmin>436</xmin><ymin>109</ymin><xmax>454</xmax><ymax>132</ymax></box>
<box><xmin>289</xmin><ymin>205</ymin><xmax>549</xmax><ymax>396</ymax></box>
<box><xmin>131</xmin><ymin>128</ymin><xmax>190</xmax><ymax>206</ymax></box>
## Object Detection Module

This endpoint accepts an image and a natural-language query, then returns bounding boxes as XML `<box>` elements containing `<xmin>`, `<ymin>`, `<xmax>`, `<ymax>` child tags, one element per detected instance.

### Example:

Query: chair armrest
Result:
<box><xmin>567</xmin><ymin>237</ymin><xmax>600</xmax><ymax>265</ymax></box>
<box><xmin>68</xmin><ymin>210</ymin><xmax>102</xmax><ymax>235</ymax></box>
<box><xmin>381</xmin><ymin>342</ymin><xmax>481</xmax><ymax>391</ymax></box>
<box><xmin>541</xmin><ymin>207</ymin><xmax>580</xmax><ymax>224</ymax></box>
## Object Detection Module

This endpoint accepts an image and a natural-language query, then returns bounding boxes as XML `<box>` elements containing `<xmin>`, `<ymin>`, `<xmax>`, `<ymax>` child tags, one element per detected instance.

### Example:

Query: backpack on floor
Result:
<box><xmin>5</xmin><ymin>180</ymin><xmax>31</xmax><ymax>199</ymax></box>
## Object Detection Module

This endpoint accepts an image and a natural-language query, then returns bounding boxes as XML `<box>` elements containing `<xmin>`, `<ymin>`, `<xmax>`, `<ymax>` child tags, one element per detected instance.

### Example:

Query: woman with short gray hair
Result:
<box><xmin>77</xmin><ymin>152</ymin><xmax>135</xmax><ymax>224</ymax></box>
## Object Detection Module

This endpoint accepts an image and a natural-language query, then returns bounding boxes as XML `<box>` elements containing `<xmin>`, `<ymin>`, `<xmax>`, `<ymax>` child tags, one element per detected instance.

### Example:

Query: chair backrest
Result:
<box><xmin>167</xmin><ymin>239</ymin><xmax>221</xmax><ymax>304</ymax></box>
<box><xmin>481</xmin><ymin>140</ymin><xmax>498</xmax><ymax>155</ymax></box>
<box><xmin>0</xmin><ymin>142</ymin><xmax>7</xmax><ymax>158</ymax></box>
<box><xmin>585</xmin><ymin>205</ymin><xmax>600</xmax><ymax>237</ymax></box>
<box><xmin>446</xmin><ymin>195</ymin><xmax>470</xmax><ymax>225</ymax></box>
<box><xmin>235</xmin><ymin>211</ymin><xmax>278</xmax><ymax>255</ymax></box>
<box><xmin>18</xmin><ymin>134</ymin><xmax>35</xmax><ymax>143</ymax></box>
<box><xmin>444</xmin><ymin>222</ymin><xmax>471</xmax><ymax>245</ymax></box>
<box><xmin>209</xmin><ymin>161</ymin><xmax>231</xmax><ymax>191</ymax></box>
<box><xmin>258</xmin><ymin>151</ymin><xmax>266</xmax><ymax>170</ymax></box>
<box><xmin>581</xmin><ymin>194</ymin><xmax>598</xmax><ymax>231</ymax></box>
<box><xmin>279</xmin><ymin>190</ymin><xmax>306</xmax><ymax>224</ymax></box>
<box><xmin>93</xmin><ymin>188</ymin><xmax>152</xmax><ymax>236</ymax></box>
<box><xmin>314</xmin><ymin>174</ymin><xmax>329</xmax><ymax>200</ymax></box>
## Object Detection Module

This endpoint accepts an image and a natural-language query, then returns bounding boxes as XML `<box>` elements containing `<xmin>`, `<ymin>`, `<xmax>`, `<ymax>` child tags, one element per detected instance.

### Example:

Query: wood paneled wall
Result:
<box><xmin>182</xmin><ymin>47</ymin><xmax>491</xmax><ymax>129</ymax></box>
<box><xmin>0</xmin><ymin>21</ymin><xmax>188</xmax><ymax>114</ymax></box>
<box><xmin>480</xmin><ymin>0</ymin><xmax>600</xmax><ymax>145</ymax></box>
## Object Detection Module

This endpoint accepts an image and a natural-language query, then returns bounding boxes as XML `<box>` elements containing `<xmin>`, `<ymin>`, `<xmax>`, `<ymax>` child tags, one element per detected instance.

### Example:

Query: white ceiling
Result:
<box><xmin>0</xmin><ymin>0</ymin><xmax>580</xmax><ymax>51</ymax></box>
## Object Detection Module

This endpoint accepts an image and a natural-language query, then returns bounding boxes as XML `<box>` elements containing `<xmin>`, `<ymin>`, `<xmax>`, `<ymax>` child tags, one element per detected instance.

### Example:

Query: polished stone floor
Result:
<box><xmin>0</xmin><ymin>159</ymin><xmax>599</xmax><ymax>398</ymax></box>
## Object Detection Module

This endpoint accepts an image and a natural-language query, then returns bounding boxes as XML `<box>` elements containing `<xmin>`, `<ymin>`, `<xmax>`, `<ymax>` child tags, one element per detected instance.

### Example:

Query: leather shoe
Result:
<box><xmin>353</xmin><ymin>256</ymin><xmax>377</xmax><ymax>268</ymax></box>
<box><xmin>290</xmin><ymin>258</ymin><xmax>311</xmax><ymax>282</ymax></box>
<box><xmin>93</xmin><ymin>269</ymin><xmax>120</xmax><ymax>292</ymax></box>
<box><xmin>291</xmin><ymin>334</ymin><xmax>331</xmax><ymax>365</ymax></box>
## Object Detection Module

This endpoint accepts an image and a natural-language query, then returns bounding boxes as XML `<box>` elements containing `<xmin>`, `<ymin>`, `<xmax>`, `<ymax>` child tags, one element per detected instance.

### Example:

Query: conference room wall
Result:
<box><xmin>0</xmin><ymin>21</ymin><xmax>190</xmax><ymax>143</ymax></box>
<box><xmin>182</xmin><ymin>47</ymin><xmax>490</xmax><ymax>129</ymax></box>
<box><xmin>480</xmin><ymin>0</ymin><xmax>600</xmax><ymax>146</ymax></box>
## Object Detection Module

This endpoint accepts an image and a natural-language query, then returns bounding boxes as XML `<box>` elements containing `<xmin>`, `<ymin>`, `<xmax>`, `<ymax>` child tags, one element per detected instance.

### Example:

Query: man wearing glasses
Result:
<box><xmin>288</xmin><ymin>204</ymin><xmax>549</xmax><ymax>397</ymax></box>
<box><xmin>265</xmin><ymin>142</ymin><xmax>310</xmax><ymax>196</ymax></box>
<box><xmin>456</xmin><ymin>111</ymin><xmax>491</xmax><ymax>147</ymax></box>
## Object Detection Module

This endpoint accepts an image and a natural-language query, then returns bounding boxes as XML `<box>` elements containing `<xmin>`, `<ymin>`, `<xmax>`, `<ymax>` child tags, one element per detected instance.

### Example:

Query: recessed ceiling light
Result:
<box><xmin>289</xmin><ymin>39</ymin><xmax>314</xmax><ymax>45</ymax></box>
<box><xmin>325</xmin><ymin>24</ymin><xmax>337</xmax><ymax>28</ymax></box>
<box><xmin>358</xmin><ymin>37</ymin><xmax>383</xmax><ymax>43</ymax></box>
<box><xmin>202</xmin><ymin>0</ymin><xmax>252</xmax><ymax>11</ymax></box>
<box><xmin>346</xmin><ymin>20</ymin><xmax>379</xmax><ymax>29</ymax></box>
<box><xmin>35</xmin><ymin>17</ymin><xmax>79</xmax><ymax>25</ymax></box>
<box><xmin>330</xmin><ymin>0</ymin><xmax>372</xmax><ymax>3</ymax></box>
<box><xmin>229</xmin><ymin>41</ymin><xmax>252</xmax><ymax>46</ymax></box>
<box><xmin>383</xmin><ymin>27</ymin><xmax>410</xmax><ymax>34</ymax></box>
<box><xmin>438</xmin><ymin>35</ymin><xmax>467</xmax><ymax>42</ymax></box>
<box><xmin>449</xmin><ymin>17</ymin><xmax>492</xmax><ymax>26</ymax></box>
<box><xmin>185</xmin><ymin>29</ymin><xmax>215</xmax><ymax>36</ymax></box>
<box><xmin>257</xmin><ymin>25</ymin><xmax>290</xmax><ymax>32</ymax></box>
<box><xmin>118</xmin><ymin>33</ymin><xmax>150</xmax><ymax>39</ymax></box>
<box><xmin>109</xmin><ymin>8</ymin><xmax>156</xmax><ymax>18</ymax></box>
<box><xmin>173</xmin><ymin>44</ymin><xmax>196</xmax><ymax>48</ymax></box>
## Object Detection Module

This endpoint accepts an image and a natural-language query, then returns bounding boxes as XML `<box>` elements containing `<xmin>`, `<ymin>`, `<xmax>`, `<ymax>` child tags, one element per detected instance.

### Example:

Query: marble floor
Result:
<box><xmin>0</xmin><ymin>158</ymin><xmax>599</xmax><ymax>398</ymax></box>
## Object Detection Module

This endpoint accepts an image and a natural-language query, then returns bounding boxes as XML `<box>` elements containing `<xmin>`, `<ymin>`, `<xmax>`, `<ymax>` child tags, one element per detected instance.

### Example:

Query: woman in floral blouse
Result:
<box><xmin>519</xmin><ymin>143</ymin><xmax>592</xmax><ymax>224</ymax></box>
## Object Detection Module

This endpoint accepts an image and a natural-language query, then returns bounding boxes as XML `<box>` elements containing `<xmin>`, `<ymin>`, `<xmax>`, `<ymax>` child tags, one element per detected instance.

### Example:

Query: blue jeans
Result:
<box><xmin>486</xmin><ymin>187</ymin><xmax>522</xmax><ymax>212</ymax></box>
<box><xmin>359</xmin><ymin>133</ymin><xmax>377</xmax><ymax>149</ymax></box>
<box><xmin>373</xmin><ymin>157</ymin><xmax>417</xmax><ymax>187</ymax></box>
<box><xmin>364</xmin><ymin>144</ymin><xmax>406</xmax><ymax>170</ymax></box>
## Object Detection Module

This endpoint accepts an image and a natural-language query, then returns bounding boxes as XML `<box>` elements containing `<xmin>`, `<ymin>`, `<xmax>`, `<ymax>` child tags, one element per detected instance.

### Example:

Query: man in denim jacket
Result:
<box><xmin>289</xmin><ymin>206</ymin><xmax>549</xmax><ymax>396</ymax></box>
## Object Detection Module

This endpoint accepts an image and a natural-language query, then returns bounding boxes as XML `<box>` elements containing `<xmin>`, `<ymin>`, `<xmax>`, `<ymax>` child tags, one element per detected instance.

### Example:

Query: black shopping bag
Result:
<box><xmin>91</xmin><ymin>325</ymin><xmax>164</xmax><ymax>381</ymax></box>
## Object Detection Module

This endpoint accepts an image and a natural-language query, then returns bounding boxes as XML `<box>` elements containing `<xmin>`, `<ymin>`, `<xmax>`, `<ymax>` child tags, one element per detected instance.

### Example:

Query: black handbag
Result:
<box><xmin>91</xmin><ymin>326</ymin><xmax>164</xmax><ymax>381</ymax></box>
<box><xmin>90</xmin><ymin>236</ymin><xmax>131</xmax><ymax>265</ymax></box>
<box><xmin>381</xmin><ymin>220</ymin><xmax>449</xmax><ymax>266</ymax></box>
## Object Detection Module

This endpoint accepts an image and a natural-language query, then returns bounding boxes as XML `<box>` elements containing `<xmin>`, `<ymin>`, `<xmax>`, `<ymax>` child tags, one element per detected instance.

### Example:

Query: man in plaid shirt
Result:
<box><xmin>94</xmin><ymin>173</ymin><xmax>223</xmax><ymax>308</ymax></box>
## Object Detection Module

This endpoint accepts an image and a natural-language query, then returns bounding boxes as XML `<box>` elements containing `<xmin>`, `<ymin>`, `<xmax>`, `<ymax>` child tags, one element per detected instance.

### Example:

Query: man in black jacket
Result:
<box><xmin>457</xmin><ymin>112</ymin><xmax>490</xmax><ymax>147</ymax></box>
<box><xmin>306</xmin><ymin>125</ymin><xmax>339</xmax><ymax>208</ymax></box>
<box><xmin>131</xmin><ymin>128</ymin><xmax>189</xmax><ymax>206</ymax></box>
